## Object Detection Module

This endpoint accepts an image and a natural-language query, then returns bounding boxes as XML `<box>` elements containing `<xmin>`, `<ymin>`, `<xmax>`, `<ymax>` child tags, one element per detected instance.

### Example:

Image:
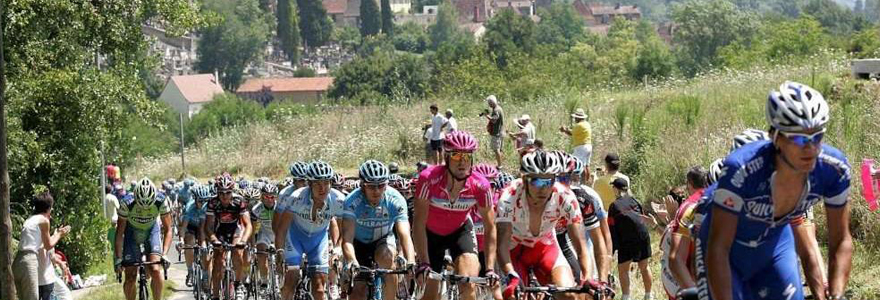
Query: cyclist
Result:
<box><xmin>251</xmin><ymin>183</ymin><xmax>279</xmax><ymax>293</ymax></box>
<box><xmin>181</xmin><ymin>185</ymin><xmax>210</xmax><ymax>288</ymax></box>
<box><xmin>274</xmin><ymin>161</ymin><xmax>311</xmax><ymax>233</ymax></box>
<box><xmin>470</xmin><ymin>163</ymin><xmax>499</xmax><ymax>274</ymax></box>
<box><xmin>341</xmin><ymin>160</ymin><xmax>416</xmax><ymax>300</ymax></box>
<box><xmin>496</xmin><ymin>151</ymin><xmax>592</xmax><ymax>300</ymax></box>
<box><xmin>695</xmin><ymin>81</ymin><xmax>852</xmax><ymax>300</ymax></box>
<box><xmin>559</xmin><ymin>153</ymin><xmax>610</xmax><ymax>284</ymax></box>
<box><xmin>114</xmin><ymin>178</ymin><xmax>173</xmax><ymax>300</ymax></box>
<box><xmin>570</xmin><ymin>157</ymin><xmax>613</xmax><ymax>282</ymax></box>
<box><xmin>274</xmin><ymin>160</ymin><xmax>346</xmax><ymax>300</ymax></box>
<box><xmin>412</xmin><ymin>131</ymin><xmax>498</xmax><ymax>300</ymax></box>
<box><xmin>205</xmin><ymin>174</ymin><xmax>253</xmax><ymax>300</ymax></box>
<box><xmin>389</xmin><ymin>174</ymin><xmax>413</xmax><ymax>200</ymax></box>
<box><xmin>661</xmin><ymin>167</ymin><xmax>708</xmax><ymax>299</ymax></box>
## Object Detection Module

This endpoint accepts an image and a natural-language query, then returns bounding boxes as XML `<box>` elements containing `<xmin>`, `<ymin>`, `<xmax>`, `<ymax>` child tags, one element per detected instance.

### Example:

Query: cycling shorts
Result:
<box><xmin>215</xmin><ymin>224</ymin><xmax>242</xmax><ymax>244</ymax></box>
<box><xmin>695</xmin><ymin>224</ymin><xmax>803</xmax><ymax>300</ymax></box>
<box><xmin>426</xmin><ymin>218</ymin><xmax>477</xmax><ymax>273</ymax></box>
<box><xmin>255</xmin><ymin>229</ymin><xmax>274</xmax><ymax>247</ymax></box>
<box><xmin>186</xmin><ymin>223</ymin><xmax>202</xmax><ymax>238</ymax></box>
<box><xmin>285</xmin><ymin>225</ymin><xmax>330</xmax><ymax>274</ymax></box>
<box><xmin>121</xmin><ymin>223</ymin><xmax>162</xmax><ymax>266</ymax></box>
<box><xmin>509</xmin><ymin>235</ymin><xmax>569</xmax><ymax>286</ymax></box>
<box><xmin>354</xmin><ymin>234</ymin><xmax>396</xmax><ymax>268</ymax></box>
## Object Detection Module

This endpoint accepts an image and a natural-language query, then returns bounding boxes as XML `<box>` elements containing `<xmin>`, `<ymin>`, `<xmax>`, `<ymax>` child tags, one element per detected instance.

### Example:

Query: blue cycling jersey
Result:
<box><xmin>183</xmin><ymin>200</ymin><xmax>207</xmax><ymax>225</ymax></box>
<box><xmin>178</xmin><ymin>186</ymin><xmax>194</xmax><ymax>206</ymax></box>
<box><xmin>277</xmin><ymin>186</ymin><xmax>345</xmax><ymax>236</ymax></box>
<box><xmin>341</xmin><ymin>187</ymin><xmax>408</xmax><ymax>244</ymax></box>
<box><xmin>694</xmin><ymin>140</ymin><xmax>850</xmax><ymax>300</ymax></box>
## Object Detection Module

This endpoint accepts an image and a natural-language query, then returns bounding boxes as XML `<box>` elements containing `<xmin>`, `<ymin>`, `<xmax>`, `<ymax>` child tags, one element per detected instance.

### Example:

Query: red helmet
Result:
<box><xmin>444</xmin><ymin>131</ymin><xmax>478</xmax><ymax>152</ymax></box>
<box><xmin>472</xmin><ymin>163</ymin><xmax>499</xmax><ymax>179</ymax></box>
<box><xmin>215</xmin><ymin>174</ymin><xmax>235</xmax><ymax>192</ymax></box>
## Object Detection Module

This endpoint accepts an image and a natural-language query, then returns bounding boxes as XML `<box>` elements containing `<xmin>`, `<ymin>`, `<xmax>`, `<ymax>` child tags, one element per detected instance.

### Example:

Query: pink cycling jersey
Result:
<box><xmin>416</xmin><ymin>165</ymin><xmax>492</xmax><ymax>236</ymax></box>
<box><xmin>471</xmin><ymin>190</ymin><xmax>501</xmax><ymax>251</ymax></box>
<box><xmin>496</xmin><ymin>180</ymin><xmax>582</xmax><ymax>248</ymax></box>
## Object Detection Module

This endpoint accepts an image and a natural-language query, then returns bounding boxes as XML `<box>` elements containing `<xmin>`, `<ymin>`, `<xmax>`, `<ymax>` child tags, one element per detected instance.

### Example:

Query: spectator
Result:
<box><xmin>482</xmin><ymin>95</ymin><xmax>504</xmax><ymax>168</ymax></box>
<box><xmin>104</xmin><ymin>185</ymin><xmax>120</xmax><ymax>258</ymax></box>
<box><xmin>445</xmin><ymin>109</ymin><xmax>458</xmax><ymax>133</ymax></box>
<box><xmin>422</xmin><ymin>124</ymin><xmax>433</xmax><ymax>162</ymax></box>
<box><xmin>608</xmin><ymin>178</ymin><xmax>653</xmax><ymax>300</ymax></box>
<box><xmin>507</xmin><ymin>114</ymin><xmax>536</xmax><ymax>155</ymax></box>
<box><xmin>664</xmin><ymin>166</ymin><xmax>708</xmax><ymax>295</ymax></box>
<box><xmin>13</xmin><ymin>191</ymin><xmax>71</xmax><ymax>300</ymax></box>
<box><xmin>593</xmin><ymin>153</ymin><xmax>630</xmax><ymax>210</ymax></box>
<box><xmin>560</xmin><ymin>108</ymin><xmax>593</xmax><ymax>179</ymax></box>
<box><xmin>428</xmin><ymin>104</ymin><xmax>448</xmax><ymax>165</ymax></box>
<box><xmin>388</xmin><ymin>162</ymin><xmax>400</xmax><ymax>174</ymax></box>
<box><xmin>50</xmin><ymin>249</ymin><xmax>74</xmax><ymax>300</ymax></box>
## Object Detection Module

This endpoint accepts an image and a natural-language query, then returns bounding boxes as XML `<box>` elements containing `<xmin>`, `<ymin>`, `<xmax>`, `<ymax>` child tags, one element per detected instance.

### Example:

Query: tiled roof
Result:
<box><xmin>323</xmin><ymin>0</ymin><xmax>348</xmax><ymax>14</ymax></box>
<box><xmin>168</xmin><ymin>74</ymin><xmax>225</xmax><ymax>103</ymax></box>
<box><xmin>236</xmin><ymin>77</ymin><xmax>335</xmax><ymax>93</ymax></box>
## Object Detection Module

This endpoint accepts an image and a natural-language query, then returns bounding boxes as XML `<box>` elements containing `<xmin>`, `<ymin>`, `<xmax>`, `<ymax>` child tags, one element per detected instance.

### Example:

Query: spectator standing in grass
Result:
<box><xmin>445</xmin><ymin>109</ymin><xmax>458</xmax><ymax>133</ymax></box>
<box><xmin>507</xmin><ymin>114</ymin><xmax>536</xmax><ymax>156</ymax></box>
<box><xmin>428</xmin><ymin>104</ymin><xmax>448</xmax><ymax>165</ymax></box>
<box><xmin>608</xmin><ymin>178</ymin><xmax>653</xmax><ymax>300</ymax></box>
<box><xmin>560</xmin><ymin>108</ymin><xmax>593</xmax><ymax>180</ymax></box>
<box><xmin>594</xmin><ymin>153</ymin><xmax>630</xmax><ymax>210</ymax></box>
<box><xmin>482</xmin><ymin>95</ymin><xmax>504</xmax><ymax>168</ymax></box>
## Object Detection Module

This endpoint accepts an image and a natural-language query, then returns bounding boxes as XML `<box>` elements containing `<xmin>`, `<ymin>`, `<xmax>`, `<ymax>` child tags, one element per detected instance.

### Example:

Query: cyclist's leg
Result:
<box><xmin>350</xmin><ymin>239</ymin><xmax>378</xmax><ymax>300</ymax></box>
<box><xmin>147</xmin><ymin>223</ymin><xmax>165</xmax><ymax>300</ymax></box>
<box><xmin>232</xmin><ymin>226</ymin><xmax>246</xmax><ymax>283</ymax></box>
<box><xmin>212</xmin><ymin>230</ymin><xmax>233</xmax><ymax>298</ymax></box>
<box><xmin>282</xmin><ymin>228</ymin><xmax>305</xmax><ymax>300</ymax></box>
<box><xmin>451</xmin><ymin>220</ymin><xmax>480</xmax><ymax>300</ymax></box>
<box><xmin>121</xmin><ymin>226</ymin><xmax>146</xmax><ymax>300</ymax></box>
<box><xmin>185</xmin><ymin>229</ymin><xmax>196</xmax><ymax>273</ymax></box>
<box><xmin>256</xmin><ymin>242</ymin><xmax>269</xmax><ymax>286</ymax></box>
<box><xmin>423</xmin><ymin>229</ymin><xmax>452</xmax><ymax>300</ymax></box>
<box><xmin>305</xmin><ymin>230</ymin><xmax>330</xmax><ymax>300</ymax></box>
<box><xmin>375</xmin><ymin>234</ymin><xmax>399</xmax><ymax>300</ymax></box>
<box><xmin>541</xmin><ymin>238</ymin><xmax>576</xmax><ymax>300</ymax></box>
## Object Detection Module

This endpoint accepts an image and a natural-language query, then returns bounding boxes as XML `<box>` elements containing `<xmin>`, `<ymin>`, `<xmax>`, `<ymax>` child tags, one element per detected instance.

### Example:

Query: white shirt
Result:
<box><xmin>104</xmin><ymin>193</ymin><xmax>119</xmax><ymax>224</ymax></box>
<box><xmin>446</xmin><ymin>117</ymin><xmax>458</xmax><ymax>134</ymax></box>
<box><xmin>496</xmin><ymin>180</ymin><xmax>582</xmax><ymax>248</ymax></box>
<box><xmin>430</xmin><ymin>114</ymin><xmax>447</xmax><ymax>141</ymax></box>
<box><xmin>19</xmin><ymin>215</ymin><xmax>56</xmax><ymax>285</ymax></box>
<box><xmin>523</xmin><ymin>123</ymin><xmax>536</xmax><ymax>145</ymax></box>
<box><xmin>424</xmin><ymin>127</ymin><xmax>433</xmax><ymax>140</ymax></box>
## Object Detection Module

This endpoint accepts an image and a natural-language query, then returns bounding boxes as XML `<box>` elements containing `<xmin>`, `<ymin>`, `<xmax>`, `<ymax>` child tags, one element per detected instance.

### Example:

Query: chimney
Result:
<box><xmin>474</xmin><ymin>5</ymin><xmax>480</xmax><ymax>22</ymax></box>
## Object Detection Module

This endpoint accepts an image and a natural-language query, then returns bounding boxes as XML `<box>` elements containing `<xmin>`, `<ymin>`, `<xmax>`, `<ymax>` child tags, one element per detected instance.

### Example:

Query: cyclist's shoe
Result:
<box><xmin>185</xmin><ymin>273</ymin><xmax>193</xmax><ymax>287</ymax></box>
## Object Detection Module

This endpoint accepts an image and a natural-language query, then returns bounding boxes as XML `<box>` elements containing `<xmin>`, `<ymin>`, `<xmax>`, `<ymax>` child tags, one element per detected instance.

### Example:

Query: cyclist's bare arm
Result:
<box><xmin>707</xmin><ymin>207</ymin><xmax>737</xmax><ymax>300</ymax></box>
<box><xmin>566</xmin><ymin>222</ymin><xmax>591</xmax><ymax>281</ymax></box>
<box><xmin>161</xmin><ymin>213</ymin><xmax>173</xmax><ymax>255</ymax></box>
<box><xmin>115</xmin><ymin>218</ymin><xmax>128</xmax><ymax>261</ymax></box>
<box><xmin>179</xmin><ymin>220</ymin><xmax>188</xmax><ymax>241</ymax></box>
<box><xmin>826</xmin><ymin>204</ymin><xmax>853</xmax><ymax>297</ymax></box>
<box><xmin>329</xmin><ymin>218</ymin><xmax>340</xmax><ymax>247</ymax></box>
<box><xmin>587</xmin><ymin>226</ymin><xmax>608</xmax><ymax>281</ymax></box>
<box><xmin>793</xmin><ymin>223</ymin><xmax>826</xmax><ymax>299</ymax></box>
<box><xmin>478</xmin><ymin>205</ymin><xmax>498</xmax><ymax>270</ymax></box>
<box><xmin>412</xmin><ymin>195</ymin><xmax>429</xmax><ymax>262</ymax></box>
<box><xmin>340</xmin><ymin>219</ymin><xmax>358</xmax><ymax>265</ymax></box>
<box><xmin>496</xmin><ymin>223</ymin><xmax>514</xmax><ymax>273</ymax></box>
<box><xmin>669</xmin><ymin>233</ymin><xmax>695</xmax><ymax>288</ymax></box>
<box><xmin>394</xmin><ymin>221</ymin><xmax>416</xmax><ymax>263</ymax></box>
<box><xmin>239</xmin><ymin>212</ymin><xmax>253</xmax><ymax>243</ymax></box>
<box><xmin>274</xmin><ymin>211</ymin><xmax>294</xmax><ymax>252</ymax></box>
<box><xmin>205</xmin><ymin>215</ymin><xmax>217</xmax><ymax>243</ymax></box>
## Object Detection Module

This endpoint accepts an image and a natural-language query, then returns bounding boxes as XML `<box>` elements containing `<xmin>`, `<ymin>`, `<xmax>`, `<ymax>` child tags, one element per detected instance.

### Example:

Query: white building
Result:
<box><xmin>158</xmin><ymin>74</ymin><xmax>225</xmax><ymax>118</ymax></box>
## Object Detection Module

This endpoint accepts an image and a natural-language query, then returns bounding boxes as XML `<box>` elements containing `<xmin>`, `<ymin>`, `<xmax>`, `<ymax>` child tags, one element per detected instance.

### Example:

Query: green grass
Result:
<box><xmin>77</xmin><ymin>281</ymin><xmax>177</xmax><ymax>300</ymax></box>
<box><xmin>131</xmin><ymin>53</ymin><xmax>880</xmax><ymax>298</ymax></box>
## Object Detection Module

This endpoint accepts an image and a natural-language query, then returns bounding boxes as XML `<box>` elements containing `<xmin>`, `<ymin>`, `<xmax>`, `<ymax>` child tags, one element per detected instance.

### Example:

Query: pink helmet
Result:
<box><xmin>444</xmin><ymin>131</ymin><xmax>478</xmax><ymax>152</ymax></box>
<box><xmin>472</xmin><ymin>163</ymin><xmax>499</xmax><ymax>179</ymax></box>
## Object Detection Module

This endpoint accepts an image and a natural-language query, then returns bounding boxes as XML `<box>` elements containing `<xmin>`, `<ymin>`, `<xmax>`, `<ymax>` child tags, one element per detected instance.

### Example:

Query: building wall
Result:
<box><xmin>158</xmin><ymin>82</ymin><xmax>190</xmax><ymax>117</ymax></box>
<box><xmin>273</xmin><ymin>91</ymin><xmax>325</xmax><ymax>103</ymax></box>
<box><xmin>188</xmin><ymin>103</ymin><xmax>205</xmax><ymax>118</ymax></box>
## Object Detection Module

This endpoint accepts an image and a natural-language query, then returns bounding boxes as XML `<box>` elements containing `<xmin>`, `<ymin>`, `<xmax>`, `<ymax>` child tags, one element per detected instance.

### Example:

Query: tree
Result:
<box><xmin>671</xmin><ymin>0</ymin><xmax>760</xmax><ymax>75</ymax></box>
<box><xmin>186</xmin><ymin>94</ymin><xmax>265</xmax><ymax>142</ymax></box>
<box><xmin>394</xmin><ymin>22</ymin><xmax>429</xmax><ymax>53</ymax></box>
<box><xmin>298</xmin><ymin>0</ymin><xmax>333</xmax><ymax>48</ymax></box>
<box><xmin>381</xmin><ymin>0</ymin><xmax>395</xmax><ymax>35</ymax></box>
<box><xmin>277</xmin><ymin>0</ymin><xmax>302</xmax><ymax>62</ymax></box>
<box><xmin>360</xmin><ymin>0</ymin><xmax>382</xmax><ymax>36</ymax></box>
<box><xmin>483</xmin><ymin>9</ymin><xmax>536</xmax><ymax>68</ymax></box>
<box><xmin>535</xmin><ymin>3</ymin><xmax>585</xmax><ymax>53</ymax></box>
<box><xmin>632</xmin><ymin>36</ymin><xmax>676</xmax><ymax>81</ymax></box>
<box><xmin>3</xmin><ymin>0</ymin><xmax>202</xmax><ymax>276</ymax></box>
<box><xmin>196</xmin><ymin>0</ymin><xmax>271</xmax><ymax>90</ymax></box>
<box><xmin>0</xmin><ymin>0</ymin><xmax>13</xmax><ymax>298</ymax></box>
<box><xmin>428</xmin><ymin>0</ymin><xmax>465</xmax><ymax>50</ymax></box>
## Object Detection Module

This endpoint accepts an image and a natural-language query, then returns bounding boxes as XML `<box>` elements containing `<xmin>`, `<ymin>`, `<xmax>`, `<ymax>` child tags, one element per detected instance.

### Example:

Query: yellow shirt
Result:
<box><xmin>571</xmin><ymin>121</ymin><xmax>592</xmax><ymax>146</ymax></box>
<box><xmin>593</xmin><ymin>172</ymin><xmax>630</xmax><ymax>210</ymax></box>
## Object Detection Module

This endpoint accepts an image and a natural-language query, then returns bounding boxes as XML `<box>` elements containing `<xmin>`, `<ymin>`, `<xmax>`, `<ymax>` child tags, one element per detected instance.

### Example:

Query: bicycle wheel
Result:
<box><xmin>139</xmin><ymin>278</ymin><xmax>150</xmax><ymax>300</ymax></box>
<box><xmin>249</xmin><ymin>261</ymin><xmax>261</xmax><ymax>300</ymax></box>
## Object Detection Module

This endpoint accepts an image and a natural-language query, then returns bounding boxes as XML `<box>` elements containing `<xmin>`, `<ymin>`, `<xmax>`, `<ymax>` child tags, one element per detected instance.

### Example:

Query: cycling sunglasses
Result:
<box><xmin>262</xmin><ymin>194</ymin><xmax>277</xmax><ymax>201</ymax></box>
<box><xmin>447</xmin><ymin>152</ymin><xmax>473</xmax><ymax>162</ymax></box>
<box><xmin>557</xmin><ymin>174</ymin><xmax>571</xmax><ymax>185</ymax></box>
<box><xmin>364</xmin><ymin>182</ymin><xmax>387</xmax><ymax>189</ymax></box>
<box><xmin>529</xmin><ymin>177</ymin><xmax>555</xmax><ymax>188</ymax></box>
<box><xmin>779</xmin><ymin>129</ymin><xmax>825</xmax><ymax>147</ymax></box>
<box><xmin>218</xmin><ymin>190</ymin><xmax>233</xmax><ymax>195</ymax></box>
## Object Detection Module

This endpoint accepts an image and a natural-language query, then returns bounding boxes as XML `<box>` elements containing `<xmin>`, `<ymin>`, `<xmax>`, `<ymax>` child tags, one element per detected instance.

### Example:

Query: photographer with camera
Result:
<box><xmin>481</xmin><ymin>95</ymin><xmax>504</xmax><ymax>168</ymax></box>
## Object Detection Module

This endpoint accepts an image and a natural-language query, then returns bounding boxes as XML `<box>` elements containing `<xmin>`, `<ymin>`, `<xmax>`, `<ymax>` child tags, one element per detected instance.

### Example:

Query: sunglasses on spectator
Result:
<box><xmin>779</xmin><ymin>129</ymin><xmax>825</xmax><ymax>147</ymax></box>
<box><xmin>529</xmin><ymin>177</ymin><xmax>555</xmax><ymax>188</ymax></box>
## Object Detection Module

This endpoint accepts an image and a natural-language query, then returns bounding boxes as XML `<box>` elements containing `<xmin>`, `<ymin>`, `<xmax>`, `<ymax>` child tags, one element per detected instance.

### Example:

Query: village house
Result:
<box><xmin>236</xmin><ymin>77</ymin><xmax>335</xmax><ymax>105</ymax></box>
<box><xmin>158</xmin><ymin>74</ymin><xmax>225</xmax><ymax>118</ymax></box>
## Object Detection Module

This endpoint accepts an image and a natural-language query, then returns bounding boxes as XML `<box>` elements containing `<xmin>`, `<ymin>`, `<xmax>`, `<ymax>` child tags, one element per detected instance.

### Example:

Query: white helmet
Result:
<box><xmin>520</xmin><ymin>150</ymin><xmax>564</xmax><ymax>176</ymax></box>
<box><xmin>135</xmin><ymin>177</ymin><xmax>159</xmax><ymax>207</ymax></box>
<box><xmin>707</xmin><ymin>158</ymin><xmax>724</xmax><ymax>185</ymax></box>
<box><xmin>731</xmin><ymin>129</ymin><xmax>769</xmax><ymax>152</ymax></box>
<box><xmin>766</xmin><ymin>81</ymin><xmax>829</xmax><ymax>132</ymax></box>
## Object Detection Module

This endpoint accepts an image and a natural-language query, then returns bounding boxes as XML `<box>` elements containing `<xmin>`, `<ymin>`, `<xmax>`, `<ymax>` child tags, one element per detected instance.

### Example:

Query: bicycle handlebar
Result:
<box><xmin>116</xmin><ymin>259</ymin><xmax>170</xmax><ymax>283</ymax></box>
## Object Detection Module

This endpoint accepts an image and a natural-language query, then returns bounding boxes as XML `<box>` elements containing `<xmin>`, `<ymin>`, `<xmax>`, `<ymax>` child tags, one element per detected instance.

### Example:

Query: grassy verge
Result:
<box><xmin>77</xmin><ymin>281</ymin><xmax>177</xmax><ymax>300</ymax></box>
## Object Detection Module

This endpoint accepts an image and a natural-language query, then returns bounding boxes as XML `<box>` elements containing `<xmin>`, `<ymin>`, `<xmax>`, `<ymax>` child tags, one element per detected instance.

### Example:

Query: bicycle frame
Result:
<box><xmin>352</xmin><ymin>266</ymin><xmax>410</xmax><ymax>300</ymax></box>
<box><xmin>117</xmin><ymin>259</ymin><xmax>168</xmax><ymax>300</ymax></box>
<box><xmin>213</xmin><ymin>243</ymin><xmax>248</xmax><ymax>300</ymax></box>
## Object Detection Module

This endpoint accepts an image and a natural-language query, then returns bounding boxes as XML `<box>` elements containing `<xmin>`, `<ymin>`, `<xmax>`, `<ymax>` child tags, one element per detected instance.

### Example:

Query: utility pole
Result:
<box><xmin>179</xmin><ymin>113</ymin><xmax>186</xmax><ymax>176</ymax></box>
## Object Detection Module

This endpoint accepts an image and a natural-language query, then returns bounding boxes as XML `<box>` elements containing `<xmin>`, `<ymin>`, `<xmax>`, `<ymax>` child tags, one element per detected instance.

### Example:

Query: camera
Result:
<box><xmin>479</xmin><ymin>109</ymin><xmax>489</xmax><ymax>117</ymax></box>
